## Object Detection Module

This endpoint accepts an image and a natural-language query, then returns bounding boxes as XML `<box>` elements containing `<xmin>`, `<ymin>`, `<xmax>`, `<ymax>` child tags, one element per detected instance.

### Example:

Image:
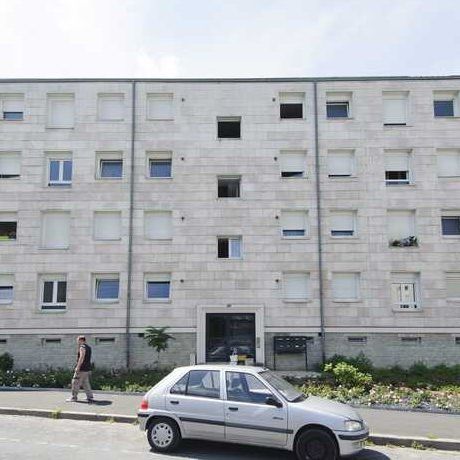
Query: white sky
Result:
<box><xmin>1</xmin><ymin>0</ymin><xmax>459</xmax><ymax>78</ymax></box>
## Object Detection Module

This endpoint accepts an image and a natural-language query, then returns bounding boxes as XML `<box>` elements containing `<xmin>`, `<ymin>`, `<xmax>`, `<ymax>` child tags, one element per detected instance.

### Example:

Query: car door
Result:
<box><xmin>165</xmin><ymin>369</ymin><xmax>225</xmax><ymax>441</ymax></box>
<box><xmin>224</xmin><ymin>371</ymin><xmax>288</xmax><ymax>447</ymax></box>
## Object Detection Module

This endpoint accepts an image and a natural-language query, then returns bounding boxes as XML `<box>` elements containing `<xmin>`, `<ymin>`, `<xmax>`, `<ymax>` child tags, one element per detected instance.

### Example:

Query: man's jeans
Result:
<box><xmin>71</xmin><ymin>371</ymin><xmax>94</xmax><ymax>399</ymax></box>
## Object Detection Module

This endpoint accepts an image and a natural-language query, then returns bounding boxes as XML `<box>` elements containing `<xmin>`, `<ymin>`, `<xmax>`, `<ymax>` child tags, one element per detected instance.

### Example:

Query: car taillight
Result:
<box><xmin>140</xmin><ymin>398</ymin><xmax>149</xmax><ymax>410</ymax></box>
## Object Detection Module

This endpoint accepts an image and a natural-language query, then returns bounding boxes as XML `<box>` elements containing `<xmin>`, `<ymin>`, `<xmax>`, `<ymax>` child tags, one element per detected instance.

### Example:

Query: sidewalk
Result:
<box><xmin>1</xmin><ymin>388</ymin><xmax>459</xmax><ymax>451</ymax></box>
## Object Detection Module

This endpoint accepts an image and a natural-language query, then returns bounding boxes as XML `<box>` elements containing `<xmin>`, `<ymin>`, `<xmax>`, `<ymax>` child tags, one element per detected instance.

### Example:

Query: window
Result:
<box><xmin>0</xmin><ymin>214</ymin><xmax>17</xmax><ymax>241</ymax></box>
<box><xmin>218</xmin><ymin>176</ymin><xmax>240</xmax><ymax>198</ymax></box>
<box><xmin>147</xmin><ymin>93</ymin><xmax>174</xmax><ymax>120</ymax></box>
<box><xmin>441</xmin><ymin>215</ymin><xmax>460</xmax><ymax>236</ymax></box>
<box><xmin>0</xmin><ymin>152</ymin><xmax>21</xmax><ymax>179</ymax></box>
<box><xmin>391</xmin><ymin>273</ymin><xmax>419</xmax><ymax>310</ymax></box>
<box><xmin>446</xmin><ymin>273</ymin><xmax>460</xmax><ymax>299</ymax></box>
<box><xmin>94</xmin><ymin>275</ymin><xmax>120</xmax><ymax>302</ymax></box>
<box><xmin>280</xmin><ymin>150</ymin><xmax>306</xmax><ymax>178</ymax></box>
<box><xmin>1</xmin><ymin>94</ymin><xmax>24</xmax><ymax>121</ymax></box>
<box><xmin>171</xmin><ymin>370</ymin><xmax>220</xmax><ymax>399</ymax></box>
<box><xmin>330</xmin><ymin>211</ymin><xmax>356</xmax><ymax>237</ymax></box>
<box><xmin>385</xmin><ymin>150</ymin><xmax>411</xmax><ymax>185</ymax></box>
<box><xmin>47</xmin><ymin>94</ymin><xmax>74</xmax><ymax>128</ymax></box>
<box><xmin>42</xmin><ymin>338</ymin><xmax>62</xmax><ymax>345</ymax></box>
<box><xmin>40</xmin><ymin>276</ymin><xmax>67</xmax><ymax>310</ymax></box>
<box><xmin>148</xmin><ymin>151</ymin><xmax>172</xmax><ymax>178</ymax></box>
<box><xmin>217</xmin><ymin>117</ymin><xmax>241</xmax><ymax>138</ymax></box>
<box><xmin>95</xmin><ymin>337</ymin><xmax>116</xmax><ymax>344</ymax></box>
<box><xmin>327</xmin><ymin>150</ymin><xmax>355</xmax><ymax>178</ymax></box>
<box><xmin>0</xmin><ymin>275</ymin><xmax>14</xmax><ymax>304</ymax></box>
<box><xmin>97</xmin><ymin>152</ymin><xmax>123</xmax><ymax>179</ymax></box>
<box><xmin>332</xmin><ymin>273</ymin><xmax>360</xmax><ymax>301</ymax></box>
<box><xmin>433</xmin><ymin>91</ymin><xmax>458</xmax><ymax>117</ymax></box>
<box><xmin>283</xmin><ymin>272</ymin><xmax>310</xmax><ymax>301</ymax></box>
<box><xmin>226</xmin><ymin>372</ymin><xmax>273</xmax><ymax>404</ymax></box>
<box><xmin>98</xmin><ymin>93</ymin><xmax>124</xmax><ymax>121</ymax></box>
<box><xmin>387</xmin><ymin>210</ymin><xmax>416</xmax><ymax>244</ymax></box>
<box><xmin>47</xmin><ymin>155</ymin><xmax>72</xmax><ymax>186</ymax></box>
<box><xmin>94</xmin><ymin>211</ymin><xmax>121</xmax><ymax>240</ymax></box>
<box><xmin>437</xmin><ymin>149</ymin><xmax>460</xmax><ymax>177</ymax></box>
<box><xmin>281</xmin><ymin>210</ymin><xmax>308</xmax><ymax>237</ymax></box>
<box><xmin>41</xmin><ymin>212</ymin><xmax>70</xmax><ymax>249</ymax></box>
<box><xmin>347</xmin><ymin>336</ymin><xmax>367</xmax><ymax>344</ymax></box>
<box><xmin>145</xmin><ymin>273</ymin><xmax>171</xmax><ymax>301</ymax></box>
<box><xmin>401</xmin><ymin>337</ymin><xmax>421</xmax><ymax>344</ymax></box>
<box><xmin>218</xmin><ymin>236</ymin><xmax>242</xmax><ymax>259</ymax></box>
<box><xmin>144</xmin><ymin>211</ymin><xmax>172</xmax><ymax>240</ymax></box>
<box><xmin>279</xmin><ymin>92</ymin><xmax>304</xmax><ymax>119</ymax></box>
<box><xmin>326</xmin><ymin>92</ymin><xmax>351</xmax><ymax>118</ymax></box>
<box><xmin>383</xmin><ymin>91</ymin><xmax>408</xmax><ymax>125</ymax></box>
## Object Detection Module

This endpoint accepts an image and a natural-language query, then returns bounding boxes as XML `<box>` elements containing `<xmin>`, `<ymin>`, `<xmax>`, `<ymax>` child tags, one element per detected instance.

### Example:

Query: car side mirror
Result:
<box><xmin>265</xmin><ymin>396</ymin><xmax>282</xmax><ymax>408</ymax></box>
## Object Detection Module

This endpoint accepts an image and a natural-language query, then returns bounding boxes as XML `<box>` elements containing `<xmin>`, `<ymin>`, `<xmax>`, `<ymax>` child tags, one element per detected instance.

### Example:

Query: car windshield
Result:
<box><xmin>259</xmin><ymin>370</ymin><xmax>306</xmax><ymax>402</ymax></box>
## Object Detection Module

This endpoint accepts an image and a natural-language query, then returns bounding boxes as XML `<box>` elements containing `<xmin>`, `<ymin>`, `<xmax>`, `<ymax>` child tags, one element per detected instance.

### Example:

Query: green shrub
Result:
<box><xmin>324</xmin><ymin>362</ymin><xmax>373</xmax><ymax>389</ymax></box>
<box><xmin>324</xmin><ymin>352</ymin><xmax>373</xmax><ymax>373</ymax></box>
<box><xmin>0</xmin><ymin>353</ymin><xmax>14</xmax><ymax>371</ymax></box>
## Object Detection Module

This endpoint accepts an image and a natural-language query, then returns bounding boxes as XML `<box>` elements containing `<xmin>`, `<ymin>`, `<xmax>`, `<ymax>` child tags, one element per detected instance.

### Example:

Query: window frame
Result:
<box><xmin>283</xmin><ymin>272</ymin><xmax>310</xmax><ymax>302</ymax></box>
<box><xmin>40</xmin><ymin>211</ymin><xmax>70</xmax><ymax>249</ymax></box>
<box><xmin>329</xmin><ymin>210</ymin><xmax>357</xmax><ymax>238</ymax></box>
<box><xmin>433</xmin><ymin>91</ymin><xmax>459</xmax><ymax>118</ymax></box>
<box><xmin>279</xmin><ymin>92</ymin><xmax>305</xmax><ymax>120</ymax></box>
<box><xmin>47</xmin><ymin>155</ymin><xmax>73</xmax><ymax>187</ymax></box>
<box><xmin>47</xmin><ymin>94</ymin><xmax>75</xmax><ymax>129</ymax></box>
<box><xmin>441</xmin><ymin>215</ymin><xmax>460</xmax><ymax>237</ymax></box>
<box><xmin>446</xmin><ymin>272</ymin><xmax>460</xmax><ymax>301</ymax></box>
<box><xmin>93</xmin><ymin>274</ymin><xmax>120</xmax><ymax>303</ymax></box>
<box><xmin>225</xmin><ymin>371</ymin><xmax>275</xmax><ymax>405</ymax></box>
<box><xmin>40</xmin><ymin>276</ymin><xmax>67</xmax><ymax>311</ymax></box>
<box><xmin>326</xmin><ymin>101</ymin><xmax>350</xmax><ymax>119</ymax></box>
<box><xmin>0</xmin><ymin>274</ymin><xmax>14</xmax><ymax>305</ymax></box>
<box><xmin>383</xmin><ymin>91</ymin><xmax>409</xmax><ymax>126</ymax></box>
<box><xmin>217</xmin><ymin>236</ymin><xmax>242</xmax><ymax>259</ymax></box>
<box><xmin>217</xmin><ymin>117</ymin><xmax>241</xmax><ymax>139</ymax></box>
<box><xmin>0</xmin><ymin>217</ymin><xmax>17</xmax><ymax>241</ymax></box>
<box><xmin>145</xmin><ymin>273</ymin><xmax>171</xmax><ymax>302</ymax></box>
<box><xmin>384</xmin><ymin>150</ymin><xmax>412</xmax><ymax>186</ymax></box>
<box><xmin>331</xmin><ymin>272</ymin><xmax>361</xmax><ymax>302</ymax></box>
<box><xmin>146</xmin><ymin>93</ymin><xmax>174</xmax><ymax>121</ymax></box>
<box><xmin>327</xmin><ymin>149</ymin><xmax>355</xmax><ymax>178</ymax></box>
<box><xmin>217</xmin><ymin>176</ymin><xmax>241</xmax><ymax>198</ymax></box>
<box><xmin>390</xmin><ymin>273</ymin><xmax>420</xmax><ymax>311</ymax></box>
<box><xmin>280</xmin><ymin>210</ymin><xmax>308</xmax><ymax>239</ymax></box>
<box><xmin>0</xmin><ymin>94</ymin><xmax>24</xmax><ymax>121</ymax></box>
<box><xmin>0</xmin><ymin>151</ymin><xmax>21</xmax><ymax>179</ymax></box>
<box><xmin>93</xmin><ymin>211</ymin><xmax>122</xmax><ymax>241</ymax></box>
<box><xmin>97</xmin><ymin>93</ymin><xmax>125</xmax><ymax>121</ymax></box>
<box><xmin>170</xmin><ymin>370</ymin><xmax>222</xmax><ymax>400</ymax></box>
<box><xmin>279</xmin><ymin>150</ymin><xmax>307</xmax><ymax>178</ymax></box>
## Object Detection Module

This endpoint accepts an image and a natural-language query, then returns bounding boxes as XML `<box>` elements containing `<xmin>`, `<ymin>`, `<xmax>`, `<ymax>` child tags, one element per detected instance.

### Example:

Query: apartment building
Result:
<box><xmin>0</xmin><ymin>77</ymin><xmax>459</xmax><ymax>370</ymax></box>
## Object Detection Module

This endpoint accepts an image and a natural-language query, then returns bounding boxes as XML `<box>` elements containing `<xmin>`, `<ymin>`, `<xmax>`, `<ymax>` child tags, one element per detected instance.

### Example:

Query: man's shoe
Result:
<box><xmin>66</xmin><ymin>397</ymin><xmax>77</xmax><ymax>402</ymax></box>
<box><xmin>87</xmin><ymin>398</ymin><xmax>95</xmax><ymax>404</ymax></box>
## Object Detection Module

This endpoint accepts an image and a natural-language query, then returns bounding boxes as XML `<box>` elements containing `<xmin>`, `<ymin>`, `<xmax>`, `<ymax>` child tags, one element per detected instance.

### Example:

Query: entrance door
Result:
<box><xmin>206</xmin><ymin>313</ymin><xmax>255</xmax><ymax>362</ymax></box>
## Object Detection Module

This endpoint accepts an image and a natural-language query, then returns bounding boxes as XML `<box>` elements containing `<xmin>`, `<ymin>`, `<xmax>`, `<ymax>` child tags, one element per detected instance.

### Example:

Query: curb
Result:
<box><xmin>1</xmin><ymin>407</ymin><xmax>459</xmax><ymax>452</ymax></box>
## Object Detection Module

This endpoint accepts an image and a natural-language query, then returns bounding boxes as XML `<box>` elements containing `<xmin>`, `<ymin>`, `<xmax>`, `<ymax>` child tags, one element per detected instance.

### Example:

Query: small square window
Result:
<box><xmin>98</xmin><ymin>93</ymin><xmax>124</xmax><ymax>121</ymax></box>
<box><xmin>279</xmin><ymin>92</ymin><xmax>304</xmax><ymax>119</ymax></box>
<box><xmin>145</xmin><ymin>273</ymin><xmax>171</xmax><ymax>301</ymax></box>
<box><xmin>94</xmin><ymin>211</ymin><xmax>121</xmax><ymax>240</ymax></box>
<box><xmin>150</xmin><ymin>159</ymin><xmax>172</xmax><ymax>178</ymax></box>
<box><xmin>385</xmin><ymin>150</ymin><xmax>411</xmax><ymax>185</ymax></box>
<box><xmin>48</xmin><ymin>156</ymin><xmax>72</xmax><ymax>186</ymax></box>
<box><xmin>217</xmin><ymin>117</ymin><xmax>241</xmax><ymax>138</ymax></box>
<box><xmin>94</xmin><ymin>276</ymin><xmax>120</xmax><ymax>302</ymax></box>
<box><xmin>218</xmin><ymin>237</ymin><xmax>242</xmax><ymax>259</ymax></box>
<box><xmin>218</xmin><ymin>176</ymin><xmax>240</xmax><ymax>198</ymax></box>
<box><xmin>442</xmin><ymin>216</ymin><xmax>460</xmax><ymax>236</ymax></box>
<box><xmin>147</xmin><ymin>93</ymin><xmax>174</xmax><ymax>120</ymax></box>
<box><xmin>280</xmin><ymin>150</ymin><xmax>306</xmax><ymax>178</ymax></box>
<box><xmin>391</xmin><ymin>273</ymin><xmax>420</xmax><ymax>310</ymax></box>
<box><xmin>383</xmin><ymin>91</ymin><xmax>408</xmax><ymax>125</ymax></box>
<box><xmin>0</xmin><ymin>275</ymin><xmax>14</xmax><ymax>304</ymax></box>
<box><xmin>330</xmin><ymin>211</ymin><xmax>356</xmax><ymax>237</ymax></box>
<box><xmin>1</xmin><ymin>94</ymin><xmax>24</xmax><ymax>121</ymax></box>
<box><xmin>281</xmin><ymin>210</ymin><xmax>308</xmax><ymax>238</ymax></box>
<box><xmin>144</xmin><ymin>211</ymin><xmax>172</xmax><ymax>240</ymax></box>
<box><xmin>40</xmin><ymin>277</ymin><xmax>67</xmax><ymax>310</ymax></box>
<box><xmin>0</xmin><ymin>219</ymin><xmax>17</xmax><ymax>241</ymax></box>
<box><xmin>434</xmin><ymin>100</ymin><xmax>454</xmax><ymax>117</ymax></box>
<box><xmin>0</xmin><ymin>152</ymin><xmax>21</xmax><ymax>179</ymax></box>
<box><xmin>327</xmin><ymin>150</ymin><xmax>354</xmax><ymax>178</ymax></box>
<box><xmin>47</xmin><ymin>94</ymin><xmax>74</xmax><ymax>128</ymax></box>
<box><xmin>100</xmin><ymin>159</ymin><xmax>122</xmax><ymax>178</ymax></box>
<box><xmin>41</xmin><ymin>212</ymin><xmax>70</xmax><ymax>249</ymax></box>
<box><xmin>283</xmin><ymin>272</ymin><xmax>310</xmax><ymax>300</ymax></box>
<box><xmin>327</xmin><ymin>102</ymin><xmax>349</xmax><ymax>118</ymax></box>
<box><xmin>446</xmin><ymin>273</ymin><xmax>460</xmax><ymax>299</ymax></box>
<box><xmin>332</xmin><ymin>273</ymin><xmax>360</xmax><ymax>301</ymax></box>
<box><xmin>437</xmin><ymin>149</ymin><xmax>460</xmax><ymax>177</ymax></box>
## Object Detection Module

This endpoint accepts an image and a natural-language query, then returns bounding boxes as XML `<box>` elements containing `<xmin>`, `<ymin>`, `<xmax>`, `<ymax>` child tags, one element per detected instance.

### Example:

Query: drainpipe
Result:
<box><xmin>126</xmin><ymin>80</ymin><xmax>136</xmax><ymax>369</ymax></box>
<box><xmin>313</xmin><ymin>81</ymin><xmax>326</xmax><ymax>364</ymax></box>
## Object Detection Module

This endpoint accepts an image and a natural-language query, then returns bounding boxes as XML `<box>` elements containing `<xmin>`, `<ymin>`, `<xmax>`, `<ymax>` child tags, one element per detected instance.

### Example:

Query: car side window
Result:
<box><xmin>226</xmin><ymin>372</ymin><xmax>273</xmax><ymax>404</ymax></box>
<box><xmin>170</xmin><ymin>372</ymin><xmax>189</xmax><ymax>394</ymax></box>
<box><xmin>186</xmin><ymin>370</ymin><xmax>221</xmax><ymax>399</ymax></box>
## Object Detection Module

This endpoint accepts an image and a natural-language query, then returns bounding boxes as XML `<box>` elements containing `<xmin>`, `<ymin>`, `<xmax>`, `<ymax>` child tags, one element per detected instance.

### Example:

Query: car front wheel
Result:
<box><xmin>295</xmin><ymin>428</ymin><xmax>338</xmax><ymax>460</ymax></box>
<box><xmin>147</xmin><ymin>417</ymin><xmax>181</xmax><ymax>452</ymax></box>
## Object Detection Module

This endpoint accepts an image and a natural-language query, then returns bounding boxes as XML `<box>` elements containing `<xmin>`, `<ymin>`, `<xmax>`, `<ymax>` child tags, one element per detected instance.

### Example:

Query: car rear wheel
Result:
<box><xmin>147</xmin><ymin>417</ymin><xmax>181</xmax><ymax>452</ymax></box>
<box><xmin>295</xmin><ymin>428</ymin><xmax>338</xmax><ymax>460</ymax></box>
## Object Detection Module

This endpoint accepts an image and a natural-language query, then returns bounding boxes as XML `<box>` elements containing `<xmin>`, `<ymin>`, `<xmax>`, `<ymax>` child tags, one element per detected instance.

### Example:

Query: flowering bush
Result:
<box><xmin>324</xmin><ymin>362</ymin><xmax>373</xmax><ymax>389</ymax></box>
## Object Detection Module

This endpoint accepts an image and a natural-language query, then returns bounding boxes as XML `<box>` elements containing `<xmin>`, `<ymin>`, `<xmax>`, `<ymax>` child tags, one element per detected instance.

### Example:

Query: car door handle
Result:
<box><xmin>228</xmin><ymin>407</ymin><xmax>239</xmax><ymax>411</ymax></box>
<box><xmin>170</xmin><ymin>400</ymin><xmax>179</xmax><ymax>405</ymax></box>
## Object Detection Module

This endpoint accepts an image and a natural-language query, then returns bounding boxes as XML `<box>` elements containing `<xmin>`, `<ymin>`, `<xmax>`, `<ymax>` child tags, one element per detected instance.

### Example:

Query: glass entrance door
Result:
<box><xmin>206</xmin><ymin>313</ymin><xmax>256</xmax><ymax>362</ymax></box>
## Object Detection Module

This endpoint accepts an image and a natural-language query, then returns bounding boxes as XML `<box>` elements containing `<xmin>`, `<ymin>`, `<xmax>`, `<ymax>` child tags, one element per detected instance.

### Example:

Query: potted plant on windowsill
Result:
<box><xmin>389</xmin><ymin>236</ymin><xmax>418</xmax><ymax>247</ymax></box>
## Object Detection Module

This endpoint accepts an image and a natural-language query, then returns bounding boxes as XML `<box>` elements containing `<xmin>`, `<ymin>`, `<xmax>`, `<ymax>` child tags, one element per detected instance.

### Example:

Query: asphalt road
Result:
<box><xmin>0</xmin><ymin>415</ymin><xmax>458</xmax><ymax>460</ymax></box>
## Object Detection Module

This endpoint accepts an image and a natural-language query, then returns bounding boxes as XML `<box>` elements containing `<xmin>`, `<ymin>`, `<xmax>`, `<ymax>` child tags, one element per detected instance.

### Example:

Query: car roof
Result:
<box><xmin>174</xmin><ymin>364</ymin><xmax>267</xmax><ymax>373</ymax></box>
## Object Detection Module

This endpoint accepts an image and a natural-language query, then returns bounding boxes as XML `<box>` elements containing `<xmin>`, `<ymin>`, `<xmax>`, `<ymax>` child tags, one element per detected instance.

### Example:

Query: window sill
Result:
<box><xmin>283</xmin><ymin>299</ymin><xmax>312</xmax><ymax>303</ymax></box>
<box><xmin>0</xmin><ymin>177</ymin><xmax>21</xmax><ymax>180</ymax></box>
<box><xmin>385</xmin><ymin>183</ymin><xmax>416</xmax><ymax>187</ymax></box>
<box><xmin>94</xmin><ymin>238</ymin><xmax>122</xmax><ymax>242</ymax></box>
<box><xmin>446</xmin><ymin>298</ymin><xmax>460</xmax><ymax>303</ymax></box>
<box><xmin>96</xmin><ymin>177</ymin><xmax>123</xmax><ymax>181</ymax></box>
<box><xmin>144</xmin><ymin>299</ymin><xmax>172</xmax><ymax>304</ymax></box>
<box><xmin>217</xmin><ymin>258</ymin><xmax>243</xmax><ymax>261</ymax></box>
<box><xmin>97</xmin><ymin>119</ymin><xmax>125</xmax><ymax>122</ymax></box>
<box><xmin>442</xmin><ymin>235</ymin><xmax>460</xmax><ymax>239</ymax></box>
<box><xmin>0</xmin><ymin>240</ymin><xmax>17</xmax><ymax>243</ymax></box>
<box><xmin>0</xmin><ymin>119</ymin><xmax>24</xmax><ymax>123</ymax></box>
<box><xmin>438</xmin><ymin>176</ymin><xmax>460</xmax><ymax>179</ymax></box>
<box><xmin>217</xmin><ymin>197</ymin><xmax>242</xmax><ymax>201</ymax></box>
<box><xmin>326</xmin><ymin>117</ymin><xmax>354</xmax><ymax>121</ymax></box>
<box><xmin>281</xmin><ymin>236</ymin><xmax>310</xmax><ymax>240</ymax></box>
<box><xmin>217</xmin><ymin>138</ymin><xmax>242</xmax><ymax>141</ymax></box>
<box><xmin>46</xmin><ymin>126</ymin><xmax>74</xmax><ymax>130</ymax></box>
<box><xmin>388</xmin><ymin>244</ymin><xmax>419</xmax><ymax>249</ymax></box>
<box><xmin>329</xmin><ymin>236</ymin><xmax>359</xmax><ymax>240</ymax></box>
<box><xmin>383</xmin><ymin>124</ymin><xmax>411</xmax><ymax>128</ymax></box>
<box><xmin>38</xmin><ymin>247</ymin><xmax>70</xmax><ymax>251</ymax></box>
<box><xmin>146</xmin><ymin>238</ymin><xmax>173</xmax><ymax>242</ymax></box>
<box><xmin>280</xmin><ymin>175</ymin><xmax>308</xmax><ymax>180</ymax></box>
<box><xmin>92</xmin><ymin>300</ymin><xmax>120</xmax><ymax>305</ymax></box>
<box><xmin>392</xmin><ymin>308</ymin><xmax>423</xmax><ymax>313</ymax></box>
<box><xmin>328</xmin><ymin>176</ymin><xmax>358</xmax><ymax>181</ymax></box>
<box><xmin>0</xmin><ymin>300</ymin><xmax>13</xmax><ymax>305</ymax></box>
<box><xmin>279</xmin><ymin>117</ymin><xmax>306</xmax><ymax>121</ymax></box>
<box><xmin>38</xmin><ymin>308</ymin><xmax>67</xmax><ymax>313</ymax></box>
<box><xmin>434</xmin><ymin>116</ymin><xmax>460</xmax><ymax>119</ymax></box>
<box><xmin>147</xmin><ymin>118</ymin><xmax>174</xmax><ymax>122</ymax></box>
<box><xmin>332</xmin><ymin>299</ymin><xmax>362</xmax><ymax>303</ymax></box>
<box><xmin>146</xmin><ymin>176</ymin><xmax>173</xmax><ymax>180</ymax></box>
<box><xmin>48</xmin><ymin>184</ymin><xmax>72</xmax><ymax>188</ymax></box>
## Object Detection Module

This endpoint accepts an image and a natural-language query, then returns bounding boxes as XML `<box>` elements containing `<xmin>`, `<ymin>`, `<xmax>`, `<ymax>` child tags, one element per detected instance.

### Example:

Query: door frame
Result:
<box><xmin>197</xmin><ymin>304</ymin><xmax>265</xmax><ymax>365</ymax></box>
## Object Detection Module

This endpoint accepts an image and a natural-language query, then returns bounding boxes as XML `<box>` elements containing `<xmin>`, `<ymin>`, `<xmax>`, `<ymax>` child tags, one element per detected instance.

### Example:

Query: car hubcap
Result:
<box><xmin>305</xmin><ymin>439</ymin><xmax>326</xmax><ymax>459</ymax></box>
<box><xmin>151</xmin><ymin>423</ymin><xmax>173</xmax><ymax>447</ymax></box>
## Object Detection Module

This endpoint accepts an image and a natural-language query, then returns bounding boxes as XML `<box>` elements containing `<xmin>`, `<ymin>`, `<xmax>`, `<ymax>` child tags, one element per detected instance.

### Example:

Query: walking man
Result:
<box><xmin>67</xmin><ymin>336</ymin><xmax>94</xmax><ymax>403</ymax></box>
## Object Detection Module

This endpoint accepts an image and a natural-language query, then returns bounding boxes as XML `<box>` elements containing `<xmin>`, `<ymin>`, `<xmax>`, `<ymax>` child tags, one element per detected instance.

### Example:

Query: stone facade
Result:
<box><xmin>0</xmin><ymin>77</ymin><xmax>459</xmax><ymax>370</ymax></box>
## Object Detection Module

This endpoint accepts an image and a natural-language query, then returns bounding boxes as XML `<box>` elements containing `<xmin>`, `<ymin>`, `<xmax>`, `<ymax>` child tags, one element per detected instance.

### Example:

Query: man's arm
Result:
<box><xmin>75</xmin><ymin>346</ymin><xmax>85</xmax><ymax>372</ymax></box>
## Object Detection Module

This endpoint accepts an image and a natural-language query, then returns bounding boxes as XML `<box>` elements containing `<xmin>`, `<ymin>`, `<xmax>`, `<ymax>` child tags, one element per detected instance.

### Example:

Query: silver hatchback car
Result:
<box><xmin>138</xmin><ymin>365</ymin><xmax>368</xmax><ymax>460</ymax></box>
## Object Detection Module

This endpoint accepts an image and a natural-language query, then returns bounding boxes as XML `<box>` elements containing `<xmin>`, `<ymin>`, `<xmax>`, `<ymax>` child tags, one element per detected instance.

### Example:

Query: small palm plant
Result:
<box><xmin>144</xmin><ymin>326</ymin><xmax>175</xmax><ymax>367</ymax></box>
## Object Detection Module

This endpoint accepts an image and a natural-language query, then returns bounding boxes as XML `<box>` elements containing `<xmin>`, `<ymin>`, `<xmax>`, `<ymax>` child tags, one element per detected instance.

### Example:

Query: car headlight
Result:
<box><xmin>344</xmin><ymin>420</ymin><xmax>363</xmax><ymax>431</ymax></box>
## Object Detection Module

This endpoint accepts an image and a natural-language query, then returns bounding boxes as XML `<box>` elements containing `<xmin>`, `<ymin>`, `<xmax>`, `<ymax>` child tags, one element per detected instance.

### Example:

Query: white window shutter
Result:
<box><xmin>447</xmin><ymin>274</ymin><xmax>460</xmax><ymax>298</ymax></box>
<box><xmin>388</xmin><ymin>211</ymin><xmax>415</xmax><ymax>240</ymax></box>
<box><xmin>145</xmin><ymin>211</ymin><xmax>172</xmax><ymax>239</ymax></box>
<box><xmin>279</xmin><ymin>92</ymin><xmax>304</xmax><ymax>103</ymax></box>
<box><xmin>280</xmin><ymin>152</ymin><xmax>305</xmax><ymax>173</ymax></box>
<box><xmin>332</xmin><ymin>273</ymin><xmax>358</xmax><ymax>299</ymax></box>
<box><xmin>98</xmin><ymin>94</ymin><xmax>124</xmax><ymax>120</ymax></box>
<box><xmin>42</xmin><ymin>212</ymin><xmax>70</xmax><ymax>248</ymax></box>
<box><xmin>48</xmin><ymin>96</ymin><xmax>74</xmax><ymax>127</ymax></box>
<box><xmin>281</xmin><ymin>211</ymin><xmax>306</xmax><ymax>231</ymax></box>
<box><xmin>94</xmin><ymin>212</ymin><xmax>121</xmax><ymax>240</ymax></box>
<box><xmin>147</xmin><ymin>94</ymin><xmax>173</xmax><ymax>119</ymax></box>
<box><xmin>383</xmin><ymin>94</ymin><xmax>407</xmax><ymax>124</ymax></box>
<box><xmin>0</xmin><ymin>153</ymin><xmax>20</xmax><ymax>175</ymax></box>
<box><xmin>437</xmin><ymin>152</ymin><xmax>460</xmax><ymax>177</ymax></box>
<box><xmin>284</xmin><ymin>273</ymin><xmax>309</xmax><ymax>299</ymax></box>
<box><xmin>385</xmin><ymin>153</ymin><xmax>409</xmax><ymax>171</ymax></box>
<box><xmin>331</xmin><ymin>212</ymin><xmax>354</xmax><ymax>231</ymax></box>
<box><xmin>3</xmin><ymin>97</ymin><xmax>23</xmax><ymax>112</ymax></box>
<box><xmin>328</xmin><ymin>152</ymin><xmax>353</xmax><ymax>176</ymax></box>
<box><xmin>326</xmin><ymin>92</ymin><xmax>351</xmax><ymax>102</ymax></box>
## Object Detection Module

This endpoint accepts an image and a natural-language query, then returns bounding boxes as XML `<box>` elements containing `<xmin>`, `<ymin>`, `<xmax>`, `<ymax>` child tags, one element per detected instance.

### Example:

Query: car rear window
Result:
<box><xmin>170</xmin><ymin>370</ymin><xmax>221</xmax><ymax>399</ymax></box>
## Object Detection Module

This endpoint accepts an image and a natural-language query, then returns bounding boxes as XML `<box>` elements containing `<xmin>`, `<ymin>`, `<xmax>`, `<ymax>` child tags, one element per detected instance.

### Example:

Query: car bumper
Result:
<box><xmin>137</xmin><ymin>412</ymin><xmax>150</xmax><ymax>431</ymax></box>
<box><xmin>335</xmin><ymin>429</ymin><xmax>369</xmax><ymax>456</ymax></box>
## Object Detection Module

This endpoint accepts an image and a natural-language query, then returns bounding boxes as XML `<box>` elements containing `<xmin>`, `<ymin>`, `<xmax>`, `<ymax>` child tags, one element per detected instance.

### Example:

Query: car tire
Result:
<box><xmin>295</xmin><ymin>428</ymin><xmax>338</xmax><ymax>460</ymax></box>
<box><xmin>147</xmin><ymin>417</ymin><xmax>181</xmax><ymax>452</ymax></box>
